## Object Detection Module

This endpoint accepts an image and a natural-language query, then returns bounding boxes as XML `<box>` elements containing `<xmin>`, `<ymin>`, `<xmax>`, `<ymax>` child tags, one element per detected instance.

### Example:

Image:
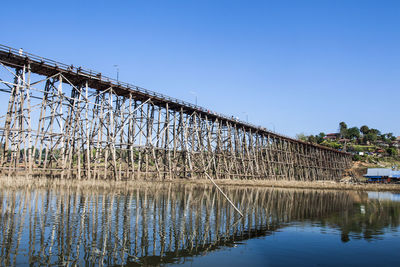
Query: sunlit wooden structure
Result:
<box><xmin>0</xmin><ymin>44</ymin><xmax>351</xmax><ymax>180</ymax></box>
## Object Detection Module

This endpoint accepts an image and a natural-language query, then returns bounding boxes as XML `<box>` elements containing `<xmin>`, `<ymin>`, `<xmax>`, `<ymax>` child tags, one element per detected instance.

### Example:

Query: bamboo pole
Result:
<box><xmin>204</xmin><ymin>172</ymin><xmax>243</xmax><ymax>217</ymax></box>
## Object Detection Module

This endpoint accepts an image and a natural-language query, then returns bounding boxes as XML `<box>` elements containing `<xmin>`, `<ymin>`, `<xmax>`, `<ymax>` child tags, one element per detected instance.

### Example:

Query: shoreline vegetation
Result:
<box><xmin>297</xmin><ymin>122</ymin><xmax>400</xmax><ymax>169</ymax></box>
<box><xmin>1</xmin><ymin>175</ymin><xmax>400</xmax><ymax>192</ymax></box>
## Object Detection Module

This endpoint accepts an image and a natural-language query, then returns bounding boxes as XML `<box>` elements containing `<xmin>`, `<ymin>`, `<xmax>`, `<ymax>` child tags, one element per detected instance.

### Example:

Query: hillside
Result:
<box><xmin>297</xmin><ymin>122</ymin><xmax>400</xmax><ymax>178</ymax></box>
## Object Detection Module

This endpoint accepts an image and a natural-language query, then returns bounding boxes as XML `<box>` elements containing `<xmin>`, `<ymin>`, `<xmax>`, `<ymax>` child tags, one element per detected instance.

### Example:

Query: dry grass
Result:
<box><xmin>1</xmin><ymin>175</ymin><xmax>400</xmax><ymax>192</ymax></box>
<box><xmin>0</xmin><ymin>176</ymin><xmax>167</xmax><ymax>192</ymax></box>
<box><xmin>178</xmin><ymin>179</ymin><xmax>400</xmax><ymax>192</ymax></box>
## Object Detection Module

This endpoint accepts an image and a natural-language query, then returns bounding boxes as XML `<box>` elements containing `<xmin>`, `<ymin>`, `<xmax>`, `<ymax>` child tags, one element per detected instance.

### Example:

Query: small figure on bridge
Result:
<box><xmin>19</xmin><ymin>48</ymin><xmax>23</xmax><ymax>56</ymax></box>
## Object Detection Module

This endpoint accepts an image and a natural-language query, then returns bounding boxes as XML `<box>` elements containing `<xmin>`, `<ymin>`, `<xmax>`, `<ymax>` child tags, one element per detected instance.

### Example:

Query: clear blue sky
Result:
<box><xmin>1</xmin><ymin>0</ymin><xmax>399</xmax><ymax>137</ymax></box>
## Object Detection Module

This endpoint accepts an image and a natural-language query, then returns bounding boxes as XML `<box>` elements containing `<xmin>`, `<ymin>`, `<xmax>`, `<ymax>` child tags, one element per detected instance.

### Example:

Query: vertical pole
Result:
<box><xmin>85</xmin><ymin>81</ymin><xmax>91</xmax><ymax>179</ymax></box>
<box><xmin>58</xmin><ymin>75</ymin><xmax>65</xmax><ymax>179</ymax></box>
<box><xmin>26</xmin><ymin>64</ymin><xmax>33</xmax><ymax>175</ymax></box>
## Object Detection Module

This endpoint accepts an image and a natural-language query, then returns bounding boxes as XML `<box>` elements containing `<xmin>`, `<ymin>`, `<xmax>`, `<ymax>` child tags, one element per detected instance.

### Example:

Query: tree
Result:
<box><xmin>360</xmin><ymin>125</ymin><xmax>369</xmax><ymax>135</ymax></box>
<box><xmin>386</xmin><ymin>147</ymin><xmax>398</xmax><ymax>157</ymax></box>
<box><xmin>308</xmin><ymin>135</ymin><xmax>317</xmax><ymax>143</ymax></box>
<box><xmin>363</xmin><ymin>132</ymin><xmax>377</xmax><ymax>143</ymax></box>
<box><xmin>379</xmin><ymin>133</ymin><xmax>388</xmax><ymax>142</ymax></box>
<box><xmin>296</xmin><ymin>133</ymin><xmax>307</xmax><ymax>141</ymax></box>
<box><xmin>339</xmin><ymin>122</ymin><xmax>347</xmax><ymax>137</ymax></box>
<box><xmin>316</xmin><ymin>132</ymin><xmax>325</xmax><ymax>144</ymax></box>
<box><xmin>346</xmin><ymin>127</ymin><xmax>360</xmax><ymax>140</ymax></box>
<box><xmin>369</xmin><ymin>128</ymin><xmax>381</xmax><ymax>136</ymax></box>
<box><xmin>387</xmin><ymin>133</ymin><xmax>396</xmax><ymax>141</ymax></box>
<box><xmin>321</xmin><ymin>140</ymin><xmax>342</xmax><ymax>149</ymax></box>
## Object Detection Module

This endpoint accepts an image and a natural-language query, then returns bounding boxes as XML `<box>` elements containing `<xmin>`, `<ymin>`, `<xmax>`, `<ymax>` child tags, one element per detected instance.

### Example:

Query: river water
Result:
<box><xmin>0</xmin><ymin>183</ymin><xmax>399</xmax><ymax>266</ymax></box>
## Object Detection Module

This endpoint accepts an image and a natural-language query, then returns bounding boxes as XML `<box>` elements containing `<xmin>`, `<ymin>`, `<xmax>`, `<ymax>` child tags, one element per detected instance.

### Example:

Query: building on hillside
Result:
<box><xmin>338</xmin><ymin>138</ymin><xmax>350</xmax><ymax>144</ymax></box>
<box><xmin>394</xmin><ymin>137</ymin><xmax>400</xmax><ymax>147</ymax></box>
<box><xmin>375</xmin><ymin>140</ymin><xmax>390</xmax><ymax>147</ymax></box>
<box><xmin>323</xmin><ymin>133</ymin><xmax>340</xmax><ymax>141</ymax></box>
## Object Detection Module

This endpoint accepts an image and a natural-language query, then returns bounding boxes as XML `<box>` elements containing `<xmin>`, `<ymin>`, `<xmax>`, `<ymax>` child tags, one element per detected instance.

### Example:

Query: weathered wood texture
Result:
<box><xmin>0</xmin><ymin>45</ymin><xmax>352</xmax><ymax>180</ymax></box>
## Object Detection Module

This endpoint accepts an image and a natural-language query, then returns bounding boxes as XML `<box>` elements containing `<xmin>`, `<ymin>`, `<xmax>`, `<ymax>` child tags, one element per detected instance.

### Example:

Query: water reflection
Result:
<box><xmin>0</xmin><ymin>184</ymin><xmax>399</xmax><ymax>266</ymax></box>
<box><xmin>367</xmin><ymin>191</ymin><xmax>400</xmax><ymax>202</ymax></box>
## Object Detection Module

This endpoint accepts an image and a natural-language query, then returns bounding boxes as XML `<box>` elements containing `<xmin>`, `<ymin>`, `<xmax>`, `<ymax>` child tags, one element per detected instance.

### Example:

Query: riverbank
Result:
<box><xmin>1</xmin><ymin>176</ymin><xmax>400</xmax><ymax>192</ymax></box>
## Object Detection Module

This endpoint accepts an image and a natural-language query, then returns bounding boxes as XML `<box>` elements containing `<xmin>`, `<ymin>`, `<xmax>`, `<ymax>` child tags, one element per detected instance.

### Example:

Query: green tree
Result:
<box><xmin>296</xmin><ymin>133</ymin><xmax>307</xmax><ymax>141</ymax></box>
<box><xmin>369</xmin><ymin>128</ymin><xmax>381</xmax><ymax>136</ymax></box>
<box><xmin>346</xmin><ymin>127</ymin><xmax>360</xmax><ymax>140</ymax></box>
<box><xmin>308</xmin><ymin>135</ymin><xmax>317</xmax><ymax>143</ymax></box>
<box><xmin>321</xmin><ymin>140</ymin><xmax>342</xmax><ymax>149</ymax></box>
<box><xmin>339</xmin><ymin>122</ymin><xmax>348</xmax><ymax>137</ymax></box>
<box><xmin>360</xmin><ymin>125</ymin><xmax>369</xmax><ymax>135</ymax></box>
<box><xmin>387</xmin><ymin>133</ymin><xmax>396</xmax><ymax>141</ymax></box>
<box><xmin>380</xmin><ymin>133</ymin><xmax>388</xmax><ymax>142</ymax></box>
<box><xmin>363</xmin><ymin>132</ymin><xmax>377</xmax><ymax>143</ymax></box>
<box><xmin>316</xmin><ymin>132</ymin><xmax>326</xmax><ymax>144</ymax></box>
<box><xmin>386</xmin><ymin>147</ymin><xmax>398</xmax><ymax>157</ymax></box>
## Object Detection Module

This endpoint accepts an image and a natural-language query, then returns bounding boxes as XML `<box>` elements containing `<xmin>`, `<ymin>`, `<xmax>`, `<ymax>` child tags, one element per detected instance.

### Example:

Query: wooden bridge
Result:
<box><xmin>0</xmin><ymin>44</ymin><xmax>351</xmax><ymax>180</ymax></box>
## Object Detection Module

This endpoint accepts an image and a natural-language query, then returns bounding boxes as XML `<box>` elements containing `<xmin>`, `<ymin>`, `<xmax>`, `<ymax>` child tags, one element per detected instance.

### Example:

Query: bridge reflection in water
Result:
<box><xmin>0</xmin><ymin>184</ymin><xmax>399</xmax><ymax>266</ymax></box>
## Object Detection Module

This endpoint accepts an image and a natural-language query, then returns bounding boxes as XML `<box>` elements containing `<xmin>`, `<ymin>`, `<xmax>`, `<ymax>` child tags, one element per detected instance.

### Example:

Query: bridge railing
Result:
<box><xmin>0</xmin><ymin>44</ymin><xmax>273</xmax><ymax>130</ymax></box>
